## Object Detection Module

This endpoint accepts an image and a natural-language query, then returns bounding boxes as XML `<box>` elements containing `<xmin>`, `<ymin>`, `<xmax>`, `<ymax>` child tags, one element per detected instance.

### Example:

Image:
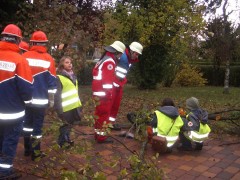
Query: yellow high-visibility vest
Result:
<box><xmin>58</xmin><ymin>75</ymin><xmax>82</xmax><ymax>112</ymax></box>
<box><xmin>153</xmin><ymin>111</ymin><xmax>183</xmax><ymax>147</ymax></box>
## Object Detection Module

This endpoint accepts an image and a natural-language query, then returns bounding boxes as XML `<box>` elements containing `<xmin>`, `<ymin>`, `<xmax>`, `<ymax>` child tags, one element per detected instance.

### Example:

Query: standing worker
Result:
<box><xmin>109</xmin><ymin>42</ymin><xmax>143</xmax><ymax>130</ymax></box>
<box><xmin>22</xmin><ymin>30</ymin><xmax>57</xmax><ymax>161</ymax></box>
<box><xmin>19</xmin><ymin>40</ymin><xmax>29</xmax><ymax>54</ymax></box>
<box><xmin>0</xmin><ymin>24</ymin><xmax>33</xmax><ymax>179</ymax></box>
<box><xmin>92</xmin><ymin>41</ymin><xmax>125</xmax><ymax>143</ymax></box>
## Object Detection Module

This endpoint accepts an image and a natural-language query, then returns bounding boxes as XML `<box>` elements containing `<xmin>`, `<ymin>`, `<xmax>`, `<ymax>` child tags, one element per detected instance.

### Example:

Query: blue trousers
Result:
<box><xmin>0</xmin><ymin>119</ymin><xmax>23</xmax><ymax>175</ymax></box>
<box><xmin>23</xmin><ymin>106</ymin><xmax>46</xmax><ymax>153</ymax></box>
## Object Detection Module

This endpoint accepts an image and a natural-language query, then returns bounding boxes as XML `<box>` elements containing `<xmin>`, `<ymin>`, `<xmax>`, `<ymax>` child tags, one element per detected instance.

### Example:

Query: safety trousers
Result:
<box><xmin>0</xmin><ymin>118</ymin><xmax>23</xmax><ymax>175</ymax></box>
<box><xmin>109</xmin><ymin>86</ymin><xmax>123</xmax><ymax>123</ymax></box>
<box><xmin>23</xmin><ymin>106</ymin><xmax>46</xmax><ymax>156</ymax></box>
<box><xmin>94</xmin><ymin>96</ymin><xmax>113</xmax><ymax>142</ymax></box>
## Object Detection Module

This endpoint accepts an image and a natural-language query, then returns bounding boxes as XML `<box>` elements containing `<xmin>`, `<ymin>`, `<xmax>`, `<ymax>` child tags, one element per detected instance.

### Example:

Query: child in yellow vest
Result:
<box><xmin>54</xmin><ymin>56</ymin><xmax>82</xmax><ymax>148</ymax></box>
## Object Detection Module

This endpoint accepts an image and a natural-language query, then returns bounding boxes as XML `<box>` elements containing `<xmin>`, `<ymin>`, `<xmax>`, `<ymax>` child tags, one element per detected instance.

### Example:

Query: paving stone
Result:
<box><xmin>170</xmin><ymin>169</ymin><xmax>186</xmax><ymax>177</ymax></box>
<box><xmin>224</xmin><ymin>166</ymin><xmax>240</xmax><ymax>174</ymax></box>
<box><xmin>224</xmin><ymin>154</ymin><xmax>240</xmax><ymax>162</ymax></box>
<box><xmin>186</xmin><ymin>170</ymin><xmax>202</xmax><ymax>177</ymax></box>
<box><xmin>235</xmin><ymin>158</ymin><xmax>240</xmax><ymax>164</ymax></box>
<box><xmin>194</xmin><ymin>156</ymin><xmax>208</xmax><ymax>163</ymax></box>
<box><xmin>208</xmin><ymin>166</ymin><xmax>223</xmax><ymax>174</ymax></box>
<box><xmin>195</xmin><ymin>175</ymin><xmax>211</xmax><ymax>180</ymax></box>
<box><xmin>215</xmin><ymin>160</ymin><xmax>233</xmax><ymax>169</ymax></box>
<box><xmin>233</xmin><ymin>150</ymin><xmax>240</xmax><ymax>156</ymax></box>
<box><xmin>178</xmin><ymin>174</ymin><xmax>196</xmax><ymax>180</ymax></box>
<box><xmin>215</xmin><ymin>171</ymin><xmax>234</xmax><ymax>179</ymax></box>
<box><xmin>211</xmin><ymin>146</ymin><xmax>224</xmax><ymax>152</ymax></box>
<box><xmin>180</xmin><ymin>155</ymin><xmax>194</xmax><ymax>161</ymax></box>
<box><xmin>231</xmin><ymin>162</ymin><xmax>240</xmax><ymax>169</ymax></box>
<box><xmin>231</xmin><ymin>172</ymin><xmax>240</xmax><ymax>180</ymax></box>
<box><xmin>202</xmin><ymin>171</ymin><xmax>216</xmax><ymax>178</ymax></box>
<box><xmin>167</xmin><ymin>155</ymin><xmax>180</xmax><ymax>161</ymax></box>
<box><xmin>178</xmin><ymin>165</ymin><xmax>193</xmax><ymax>171</ymax></box>
<box><xmin>193</xmin><ymin>165</ymin><xmax>209</xmax><ymax>172</ymax></box>
<box><xmin>213</xmin><ymin>153</ymin><xmax>227</xmax><ymax>159</ymax></box>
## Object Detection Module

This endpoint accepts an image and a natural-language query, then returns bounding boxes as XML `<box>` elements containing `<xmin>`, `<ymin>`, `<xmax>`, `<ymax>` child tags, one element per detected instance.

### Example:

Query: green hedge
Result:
<box><xmin>200</xmin><ymin>65</ymin><xmax>240</xmax><ymax>87</ymax></box>
<box><xmin>77</xmin><ymin>61</ymin><xmax>240</xmax><ymax>87</ymax></box>
<box><xmin>78</xmin><ymin>61</ymin><xmax>95</xmax><ymax>85</ymax></box>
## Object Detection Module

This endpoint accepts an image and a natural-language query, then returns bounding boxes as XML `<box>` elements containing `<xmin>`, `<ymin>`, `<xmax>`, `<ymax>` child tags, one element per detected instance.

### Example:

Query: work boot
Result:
<box><xmin>24</xmin><ymin>136</ymin><xmax>31</xmax><ymax>157</ymax></box>
<box><xmin>24</xmin><ymin>150</ymin><xmax>32</xmax><ymax>157</ymax></box>
<box><xmin>194</xmin><ymin>143</ymin><xmax>203</xmax><ymax>151</ymax></box>
<box><xmin>110</xmin><ymin>124</ymin><xmax>121</xmax><ymax>131</ymax></box>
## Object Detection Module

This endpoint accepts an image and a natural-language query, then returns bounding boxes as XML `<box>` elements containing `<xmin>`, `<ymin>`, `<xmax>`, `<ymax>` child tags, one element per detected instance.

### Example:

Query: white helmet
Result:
<box><xmin>110</xmin><ymin>41</ymin><xmax>126</xmax><ymax>53</ymax></box>
<box><xmin>129</xmin><ymin>42</ymin><xmax>143</xmax><ymax>54</ymax></box>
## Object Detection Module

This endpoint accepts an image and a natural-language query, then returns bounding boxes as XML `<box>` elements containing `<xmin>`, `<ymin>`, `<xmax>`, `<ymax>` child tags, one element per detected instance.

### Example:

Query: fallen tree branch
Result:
<box><xmin>219</xmin><ymin>141</ymin><xmax>240</xmax><ymax>146</ymax></box>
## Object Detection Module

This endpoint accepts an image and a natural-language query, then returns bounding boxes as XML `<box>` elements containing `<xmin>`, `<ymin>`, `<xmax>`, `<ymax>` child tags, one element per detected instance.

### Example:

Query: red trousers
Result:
<box><xmin>109</xmin><ymin>86</ymin><xmax>123</xmax><ymax>123</ymax></box>
<box><xmin>94</xmin><ymin>96</ymin><xmax>113</xmax><ymax>142</ymax></box>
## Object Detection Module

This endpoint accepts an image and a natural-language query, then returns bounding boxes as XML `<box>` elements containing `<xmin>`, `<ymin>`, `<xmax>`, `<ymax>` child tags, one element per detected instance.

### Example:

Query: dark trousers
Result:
<box><xmin>23</xmin><ymin>106</ymin><xmax>45</xmax><ymax>154</ymax></box>
<box><xmin>58</xmin><ymin>124</ymin><xmax>72</xmax><ymax>146</ymax></box>
<box><xmin>179</xmin><ymin>132</ymin><xmax>203</xmax><ymax>149</ymax></box>
<box><xmin>57</xmin><ymin>108</ymin><xmax>80</xmax><ymax>146</ymax></box>
<box><xmin>0</xmin><ymin>119</ymin><xmax>23</xmax><ymax>175</ymax></box>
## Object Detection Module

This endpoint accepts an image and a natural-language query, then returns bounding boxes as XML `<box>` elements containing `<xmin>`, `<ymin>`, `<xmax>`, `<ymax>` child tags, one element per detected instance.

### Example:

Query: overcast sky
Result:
<box><xmin>215</xmin><ymin>0</ymin><xmax>240</xmax><ymax>25</ymax></box>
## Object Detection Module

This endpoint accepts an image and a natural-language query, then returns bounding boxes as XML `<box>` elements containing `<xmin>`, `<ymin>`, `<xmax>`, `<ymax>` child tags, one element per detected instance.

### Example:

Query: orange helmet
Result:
<box><xmin>19</xmin><ymin>41</ymin><xmax>29</xmax><ymax>52</ymax></box>
<box><xmin>1</xmin><ymin>24</ymin><xmax>22</xmax><ymax>38</ymax></box>
<box><xmin>30</xmin><ymin>31</ymin><xmax>48</xmax><ymax>42</ymax></box>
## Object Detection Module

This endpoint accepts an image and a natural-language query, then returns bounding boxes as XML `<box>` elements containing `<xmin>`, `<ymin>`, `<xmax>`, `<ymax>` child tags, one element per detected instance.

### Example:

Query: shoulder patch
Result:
<box><xmin>188</xmin><ymin>121</ymin><xmax>193</xmax><ymax>127</ymax></box>
<box><xmin>107</xmin><ymin>64</ymin><xmax>113</xmax><ymax>70</ymax></box>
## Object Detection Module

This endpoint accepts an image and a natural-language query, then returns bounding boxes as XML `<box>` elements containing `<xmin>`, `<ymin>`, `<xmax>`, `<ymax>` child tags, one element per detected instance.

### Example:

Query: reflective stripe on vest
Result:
<box><xmin>0</xmin><ymin>110</ymin><xmax>25</xmax><ymax>120</ymax></box>
<box><xmin>184</xmin><ymin>113</ymin><xmax>211</xmax><ymax>142</ymax></box>
<box><xmin>154</xmin><ymin>110</ymin><xmax>183</xmax><ymax>147</ymax></box>
<box><xmin>58</xmin><ymin>75</ymin><xmax>82</xmax><ymax>112</ymax></box>
<box><xmin>184</xmin><ymin>124</ymin><xmax>211</xmax><ymax>143</ymax></box>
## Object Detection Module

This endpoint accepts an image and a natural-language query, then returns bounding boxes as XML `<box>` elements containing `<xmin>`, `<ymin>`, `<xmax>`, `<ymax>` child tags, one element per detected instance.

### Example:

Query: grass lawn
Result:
<box><xmin>79</xmin><ymin>84</ymin><xmax>240</xmax><ymax>135</ymax></box>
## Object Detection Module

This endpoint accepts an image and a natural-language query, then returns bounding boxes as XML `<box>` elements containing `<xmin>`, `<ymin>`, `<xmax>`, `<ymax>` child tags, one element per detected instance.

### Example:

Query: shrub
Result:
<box><xmin>172</xmin><ymin>63</ymin><xmax>207</xmax><ymax>87</ymax></box>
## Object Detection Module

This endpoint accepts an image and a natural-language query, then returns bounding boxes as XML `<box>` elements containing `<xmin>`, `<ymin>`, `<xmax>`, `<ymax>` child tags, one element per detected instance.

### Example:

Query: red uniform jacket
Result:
<box><xmin>92</xmin><ymin>52</ymin><xmax>116</xmax><ymax>99</ymax></box>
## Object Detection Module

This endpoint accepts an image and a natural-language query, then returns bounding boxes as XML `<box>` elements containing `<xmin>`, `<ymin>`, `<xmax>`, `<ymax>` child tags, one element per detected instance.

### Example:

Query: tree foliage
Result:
<box><xmin>0</xmin><ymin>0</ymin><xmax>26</xmax><ymax>30</ymax></box>
<box><xmin>108</xmin><ymin>0</ymin><xmax>207</xmax><ymax>88</ymax></box>
<box><xmin>14</xmin><ymin>0</ymin><xmax>111</xmax><ymax>73</ymax></box>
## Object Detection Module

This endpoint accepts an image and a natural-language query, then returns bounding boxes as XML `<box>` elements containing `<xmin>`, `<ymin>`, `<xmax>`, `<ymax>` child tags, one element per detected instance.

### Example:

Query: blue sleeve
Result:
<box><xmin>118</xmin><ymin>52</ymin><xmax>130</xmax><ymax>71</ymax></box>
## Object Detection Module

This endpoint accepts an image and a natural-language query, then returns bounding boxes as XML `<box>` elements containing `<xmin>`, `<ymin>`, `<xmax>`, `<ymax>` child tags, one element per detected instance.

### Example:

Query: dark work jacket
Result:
<box><xmin>54</xmin><ymin>70</ymin><xmax>81</xmax><ymax>124</ymax></box>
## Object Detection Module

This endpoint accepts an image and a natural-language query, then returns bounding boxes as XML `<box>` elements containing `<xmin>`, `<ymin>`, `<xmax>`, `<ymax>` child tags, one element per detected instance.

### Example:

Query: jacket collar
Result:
<box><xmin>30</xmin><ymin>45</ymin><xmax>47</xmax><ymax>53</ymax></box>
<box><xmin>0</xmin><ymin>41</ymin><xmax>20</xmax><ymax>53</ymax></box>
